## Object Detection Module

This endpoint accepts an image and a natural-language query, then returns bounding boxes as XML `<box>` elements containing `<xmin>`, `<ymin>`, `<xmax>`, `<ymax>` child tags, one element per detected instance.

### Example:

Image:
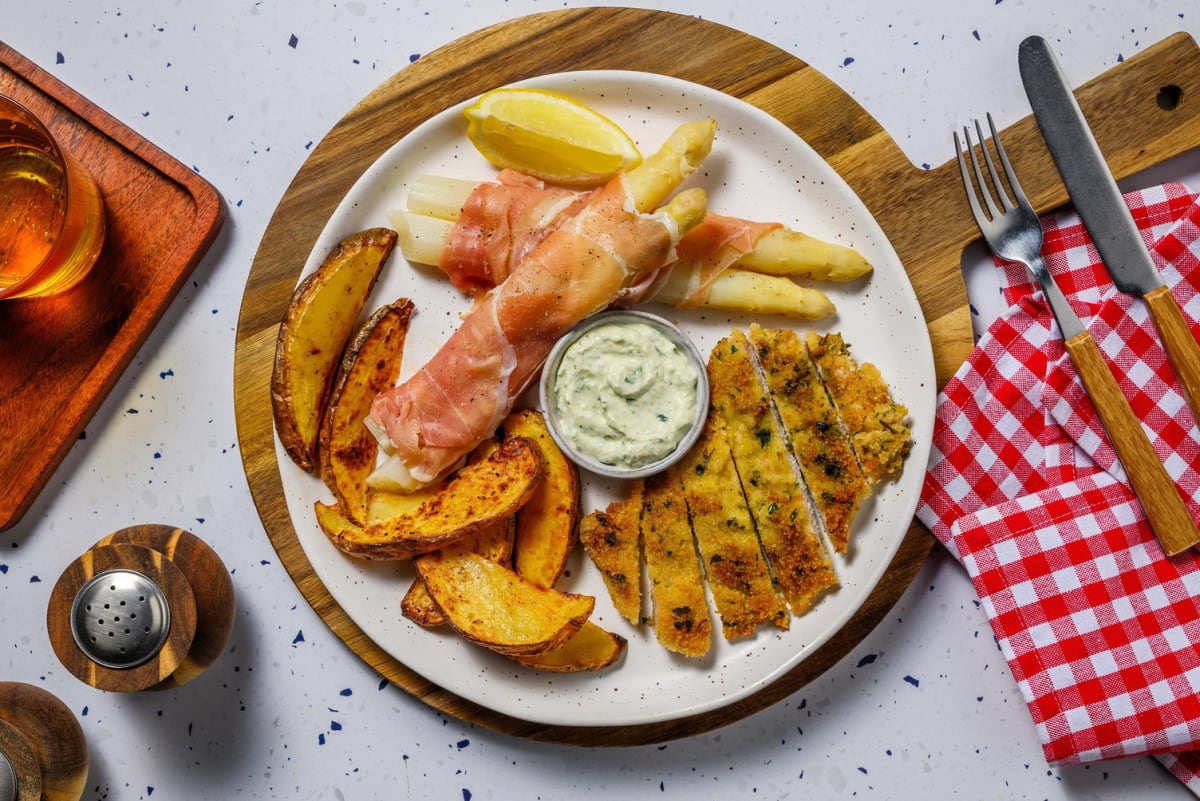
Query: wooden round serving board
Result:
<box><xmin>233</xmin><ymin>8</ymin><xmax>1200</xmax><ymax>744</ymax></box>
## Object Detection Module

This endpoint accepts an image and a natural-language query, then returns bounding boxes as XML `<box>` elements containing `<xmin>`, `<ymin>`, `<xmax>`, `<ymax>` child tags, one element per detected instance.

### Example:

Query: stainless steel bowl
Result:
<box><xmin>539</xmin><ymin>310</ymin><xmax>709</xmax><ymax>480</ymax></box>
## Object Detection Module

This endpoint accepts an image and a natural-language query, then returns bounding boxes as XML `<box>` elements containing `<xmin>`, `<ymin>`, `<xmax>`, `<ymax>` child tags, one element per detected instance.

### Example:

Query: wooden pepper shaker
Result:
<box><xmin>0</xmin><ymin>682</ymin><xmax>87</xmax><ymax>801</ymax></box>
<box><xmin>46</xmin><ymin>524</ymin><xmax>235</xmax><ymax>692</ymax></box>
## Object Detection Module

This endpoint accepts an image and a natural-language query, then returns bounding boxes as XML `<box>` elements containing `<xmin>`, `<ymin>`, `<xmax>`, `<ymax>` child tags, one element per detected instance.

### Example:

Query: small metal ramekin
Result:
<box><xmin>539</xmin><ymin>309</ymin><xmax>709</xmax><ymax>480</ymax></box>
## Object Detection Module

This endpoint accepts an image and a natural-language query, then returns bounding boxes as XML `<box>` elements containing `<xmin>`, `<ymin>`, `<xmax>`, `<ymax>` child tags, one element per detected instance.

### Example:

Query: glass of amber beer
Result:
<box><xmin>0</xmin><ymin>94</ymin><xmax>105</xmax><ymax>300</ymax></box>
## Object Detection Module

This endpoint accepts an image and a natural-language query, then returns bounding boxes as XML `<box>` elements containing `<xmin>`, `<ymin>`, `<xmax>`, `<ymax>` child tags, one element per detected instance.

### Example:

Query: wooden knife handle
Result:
<box><xmin>1065</xmin><ymin>330</ymin><xmax>1200</xmax><ymax>556</ymax></box>
<box><xmin>1145</xmin><ymin>285</ymin><xmax>1200</xmax><ymax>422</ymax></box>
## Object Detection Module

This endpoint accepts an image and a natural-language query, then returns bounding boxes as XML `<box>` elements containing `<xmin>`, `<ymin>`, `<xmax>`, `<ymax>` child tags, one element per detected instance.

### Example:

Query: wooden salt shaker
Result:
<box><xmin>46</xmin><ymin>524</ymin><xmax>235</xmax><ymax>692</ymax></box>
<box><xmin>0</xmin><ymin>682</ymin><xmax>87</xmax><ymax>801</ymax></box>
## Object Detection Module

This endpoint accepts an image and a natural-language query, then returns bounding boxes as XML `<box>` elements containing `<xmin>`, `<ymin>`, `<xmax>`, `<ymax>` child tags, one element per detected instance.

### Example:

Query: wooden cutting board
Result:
<box><xmin>232</xmin><ymin>9</ymin><xmax>1200</xmax><ymax>744</ymax></box>
<box><xmin>0</xmin><ymin>43</ymin><xmax>225</xmax><ymax>530</ymax></box>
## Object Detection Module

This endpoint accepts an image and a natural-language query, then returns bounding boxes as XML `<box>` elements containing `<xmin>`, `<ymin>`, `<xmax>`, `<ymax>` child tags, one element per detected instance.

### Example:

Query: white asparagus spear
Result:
<box><xmin>389</xmin><ymin>208</ymin><xmax>837</xmax><ymax>320</ymax></box>
<box><xmin>397</xmin><ymin>171</ymin><xmax>872</xmax><ymax>281</ymax></box>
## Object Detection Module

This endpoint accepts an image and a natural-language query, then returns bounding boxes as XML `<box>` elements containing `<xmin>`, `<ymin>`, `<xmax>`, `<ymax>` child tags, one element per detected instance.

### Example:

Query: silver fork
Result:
<box><xmin>956</xmin><ymin>114</ymin><xmax>1200</xmax><ymax>557</ymax></box>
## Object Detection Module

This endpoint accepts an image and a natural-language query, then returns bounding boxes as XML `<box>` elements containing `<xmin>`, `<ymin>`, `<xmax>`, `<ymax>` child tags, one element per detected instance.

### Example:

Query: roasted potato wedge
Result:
<box><xmin>401</xmin><ymin>440</ymin><xmax>517</xmax><ymax>626</ymax></box>
<box><xmin>511</xmin><ymin>621</ymin><xmax>627</xmax><ymax>672</ymax></box>
<box><xmin>365</xmin><ymin>483</ymin><xmax>443</xmax><ymax>522</ymax></box>
<box><xmin>501</xmin><ymin>409</ymin><xmax>579</xmax><ymax>588</ymax></box>
<box><xmin>399</xmin><ymin>578</ymin><xmax>445</xmax><ymax>628</ymax></box>
<box><xmin>416</xmin><ymin>549</ymin><xmax>594</xmax><ymax>656</ymax></box>
<box><xmin>271</xmin><ymin>227</ymin><xmax>397</xmax><ymax>472</ymax></box>
<box><xmin>319</xmin><ymin>299</ymin><xmax>414</xmax><ymax>524</ymax></box>
<box><xmin>317</xmin><ymin>436</ymin><xmax>542</xmax><ymax>560</ymax></box>
<box><xmin>403</xmin><ymin>515</ymin><xmax>515</xmax><ymax>627</ymax></box>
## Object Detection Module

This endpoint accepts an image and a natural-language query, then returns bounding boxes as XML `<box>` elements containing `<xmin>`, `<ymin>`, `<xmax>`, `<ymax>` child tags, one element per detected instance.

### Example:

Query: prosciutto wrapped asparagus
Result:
<box><xmin>367</xmin><ymin>121</ymin><xmax>716</xmax><ymax>490</ymax></box>
<box><xmin>396</xmin><ymin>174</ymin><xmax>871</xmax><ymax>317</ymax></box>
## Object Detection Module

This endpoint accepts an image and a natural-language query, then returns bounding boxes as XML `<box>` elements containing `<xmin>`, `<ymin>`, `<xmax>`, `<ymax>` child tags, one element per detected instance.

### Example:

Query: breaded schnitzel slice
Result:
<box><xmin>708</xmin><ymin>330</ymin><xmax>838</xmax><ymax>614</ymax></box>
<box><xmin>678</xmin><ymin>414</ymin><xmax>788</xmax><ymax>639</ymax></box>
<box><xmin>805</xmin><ymin>331</ymin><xmax>911</xmax><ymax>484</ymax></box>
<box><xmin>749</xmin><ymin>325</ymin><xmax>868</xmax><ymax>553</ymax></box>
<box><xmin>579</xmin><ymin>483</ymin><xmax>644</xmax><ymax>625</ymax></box>
<box><xmin>641</xmin><ymin>467</ymin><xmax>713</xmax><ymax>657</ymax></box>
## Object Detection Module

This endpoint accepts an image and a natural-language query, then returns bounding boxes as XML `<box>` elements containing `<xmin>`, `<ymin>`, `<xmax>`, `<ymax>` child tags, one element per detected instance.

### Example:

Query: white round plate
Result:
<box><xmin>275</xmin><ymin>70</ymin><xmax>936</xmax><ymax>727</ymax></box>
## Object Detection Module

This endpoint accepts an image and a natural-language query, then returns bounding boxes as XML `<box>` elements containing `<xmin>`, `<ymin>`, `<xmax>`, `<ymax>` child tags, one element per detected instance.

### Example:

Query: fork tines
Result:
<box><xmin>955</xmin><ymin>113</ymin><xmax>1027</xmax><ymax>223</ymax></box>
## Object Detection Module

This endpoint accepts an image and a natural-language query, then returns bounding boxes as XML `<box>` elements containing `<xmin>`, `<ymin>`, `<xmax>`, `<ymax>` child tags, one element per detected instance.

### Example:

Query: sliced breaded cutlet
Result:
<box><xmin>641</xmin><ymin>466</ymin><xmax>713</xmax><ymax>657</ymax></box>
<box><xmin>678</xmin><ymin>414</ymin><xmax>788</xmax><ymax>639</ymax></box>
<box><xmin>805</xmin><ymin>331</ymin><xmax>912</xmax><ymax>485</ymax></box>
<box><xmin>749</xmin><ymin>324</ymin><xmax>868</xmax><ymax>554</ymax></box>
<box><xmin>708</xmin><ymin>330</ymin><xmax>838</xmax><ymax>615</ymax></box>
<box><xmin>579</xmin><ymin>482</ymin><xmax>644</xmax><ymax>625</ymax></box>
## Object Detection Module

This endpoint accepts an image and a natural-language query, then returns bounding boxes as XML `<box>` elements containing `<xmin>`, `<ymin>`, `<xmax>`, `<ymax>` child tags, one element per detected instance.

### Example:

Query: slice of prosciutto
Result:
<box><xmin>369</xmin><ymin>179</ymin><xmax>707</xmax><ymax>489</ymax></box>
<box><xmin>439</xmin><ymin>170</ymin><xmax>588</xmax><ymax>294</ymax></box>
<box><xmin>438</xmin><ymin>174</ymin><xmax>777</xmax><ymax>309</ymax></box>
<box><xmin>627</xmin><ymin>212</ymin><xmax>780</xmax><ymax>308</ymax></box>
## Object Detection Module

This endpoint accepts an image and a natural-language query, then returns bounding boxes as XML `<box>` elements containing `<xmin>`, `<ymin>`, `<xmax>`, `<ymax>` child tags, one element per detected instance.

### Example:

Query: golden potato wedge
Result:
<box><xmin>400</xmin><ymin>578</ymin><xmax>445</xmax><ymax>628</ymax></box>
<box><xmin>511</xmin><ymin>621</ymin><xmax>627</xmax><ymax>672</ymax></box>
<box><xmin>317</xmin><ymin>436</ymin><xmax>542</xmax><ymax>560</ymax></box>
<box><xmin>272</xmin><ymin>227</ymin><xmax>397</xmax><ymax>472</ymax></box>
<box><xmin>319</xmin><ymin>299</ymin><xmax>415</xmax><ymax>524</ymax></box>
<box><xmin>416</xmin><ymin>549</ymin><xmax>594</xmax><ymax>656</ymax></box>
<box><xmin>365</xmin><ymin>483</ymin><xmax>443</xmax><ymax>522</ymax></box>
<box><xmin>501</xmin><ymin>409</ymin><xmax>579</xmax><ymax>588</ymax></box>
<box><xmin>401</xmin><ymin>440</ymin><xmax>517</xmax><ymax>626</ymax></box>
<box><xmin>403</xmin><ymin>515</ymin><xmax>515</xmax><ymax>627</ymax></box>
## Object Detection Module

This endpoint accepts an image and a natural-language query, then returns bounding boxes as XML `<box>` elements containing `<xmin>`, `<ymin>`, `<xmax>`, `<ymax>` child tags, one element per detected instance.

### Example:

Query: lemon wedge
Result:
<box><xmin>464</xmin><ymin>88</ymin><xmax>642</xmax><ymax>187</ymax></box>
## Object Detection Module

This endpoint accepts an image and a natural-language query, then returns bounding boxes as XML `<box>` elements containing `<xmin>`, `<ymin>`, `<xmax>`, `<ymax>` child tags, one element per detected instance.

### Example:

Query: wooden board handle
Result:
<box><xmin>1065</xmin><ymin>330</ymin><xmax>1200</xmax><ymax>556</ymax></box>
<box><xmin>1145</xmin><ymin>285</ymin><xmax>1200</xmax><ymax>422</ymax></box>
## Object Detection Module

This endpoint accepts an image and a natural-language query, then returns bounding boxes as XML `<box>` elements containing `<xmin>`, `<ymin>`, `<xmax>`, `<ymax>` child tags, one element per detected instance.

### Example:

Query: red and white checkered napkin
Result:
<box><xmin>917</xmin><ymin>183</ymin><xmax>1200</xmax><ymax>789</ymax></box>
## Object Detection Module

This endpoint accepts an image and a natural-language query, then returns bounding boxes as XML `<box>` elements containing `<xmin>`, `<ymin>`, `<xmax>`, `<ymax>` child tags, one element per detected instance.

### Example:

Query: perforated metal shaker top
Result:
<box><xmin>69</xmin><ymin>568</ymin><xmax>171</xmax><ymax>669</ymax></box>
<box><xmin>0</xmin><ymin>748</ymin><xmax>15</xmax><ymax>801</ymax></box>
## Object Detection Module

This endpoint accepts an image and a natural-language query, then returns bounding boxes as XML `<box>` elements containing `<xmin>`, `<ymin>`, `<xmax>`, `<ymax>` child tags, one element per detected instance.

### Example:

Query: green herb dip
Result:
<box><xmin>551</xmin><ymin>321</ymin><xmax>700</xmax><ymax>468</ymax></box>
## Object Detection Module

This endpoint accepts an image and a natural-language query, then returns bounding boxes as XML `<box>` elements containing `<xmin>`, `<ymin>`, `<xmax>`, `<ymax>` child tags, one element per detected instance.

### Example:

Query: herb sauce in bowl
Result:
<box><xmin>541</xmin><ymin>310</ymin><xmax>708</xmax><ymax>478</ymax></box>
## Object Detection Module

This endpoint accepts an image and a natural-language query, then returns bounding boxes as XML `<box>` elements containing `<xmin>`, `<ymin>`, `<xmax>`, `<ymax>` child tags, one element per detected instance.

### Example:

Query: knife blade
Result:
<box><xmin>1018</xmin><ymin>34</ymin><xmax>1200</xmax><ymax>419</ymax></box>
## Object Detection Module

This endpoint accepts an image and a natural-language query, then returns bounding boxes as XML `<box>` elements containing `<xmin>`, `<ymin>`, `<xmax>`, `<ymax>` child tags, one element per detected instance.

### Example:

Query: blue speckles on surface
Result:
<box><xmin>904</xmin><ymin>675</ymin><xmax>920</xmax><ymax>687</ymax></box>
<box><xmin>6</xmin><ymin>4</ymin><xmax>1197</xmax><ymax>800</ymax></box>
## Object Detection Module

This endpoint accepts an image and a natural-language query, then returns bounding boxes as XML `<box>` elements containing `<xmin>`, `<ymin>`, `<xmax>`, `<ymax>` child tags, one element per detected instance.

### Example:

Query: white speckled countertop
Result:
<box><xmin>4</xmin><ymin>2</ymin><xmax>1198</xmax><ymax>798</ymax></box>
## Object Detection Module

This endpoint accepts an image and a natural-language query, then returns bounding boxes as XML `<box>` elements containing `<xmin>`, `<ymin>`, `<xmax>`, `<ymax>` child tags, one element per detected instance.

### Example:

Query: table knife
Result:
<box><xmin>1018</xmin><ymin>34</ymin><xmax>1200</xmax><ymax>422</ymax></box>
